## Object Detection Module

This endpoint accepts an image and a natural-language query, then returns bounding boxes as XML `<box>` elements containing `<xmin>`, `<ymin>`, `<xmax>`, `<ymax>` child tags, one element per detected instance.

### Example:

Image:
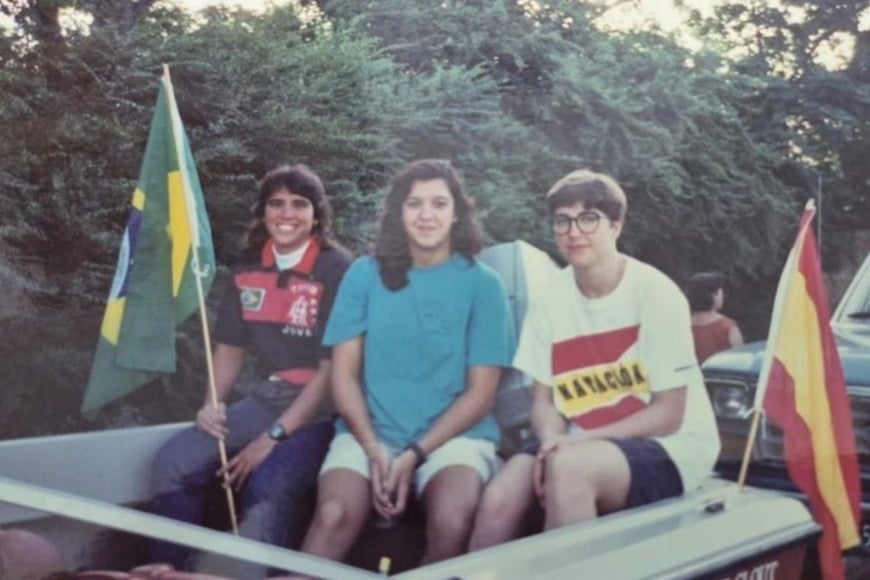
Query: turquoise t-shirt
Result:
<box><xmin>323</xmin><ymin>254</ymin><xmax>516</xmax><ymax>448</ymax></box>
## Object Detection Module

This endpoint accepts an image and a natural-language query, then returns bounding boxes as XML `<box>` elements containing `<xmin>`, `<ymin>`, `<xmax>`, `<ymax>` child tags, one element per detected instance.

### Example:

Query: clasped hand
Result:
<box><xmin>368</xmin><ymin>444</ymin><xmax>416</xmax><ymax>519</ymax></box>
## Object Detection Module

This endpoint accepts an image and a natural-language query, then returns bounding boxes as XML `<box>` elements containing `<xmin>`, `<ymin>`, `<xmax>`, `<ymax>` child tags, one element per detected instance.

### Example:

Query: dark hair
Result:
<box><xmin>685</xmin><ymin>271</ymin><xmax>726</xmax><ymax>312</ymax></box>
<box><xmin>242</xmin><ymin>164</ymin><xmax>336</xmax><ymax>251</ymax></box>
<box><xmin>546</xmin><ymin>169</ymin><xmax>627</xmax><ymax>222</ymax></box>
<box><xmin>374</xmin><ymin>159</ymin><xmax>483</xmax><ymax>291</ymax></box>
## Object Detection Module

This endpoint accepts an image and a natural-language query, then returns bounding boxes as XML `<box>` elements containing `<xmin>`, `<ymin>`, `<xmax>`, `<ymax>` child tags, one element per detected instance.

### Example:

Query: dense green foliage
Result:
<box><xmin>1</xmin><ymin>0</ymin><xmax>868</xmax><ymax>437</ymax></box>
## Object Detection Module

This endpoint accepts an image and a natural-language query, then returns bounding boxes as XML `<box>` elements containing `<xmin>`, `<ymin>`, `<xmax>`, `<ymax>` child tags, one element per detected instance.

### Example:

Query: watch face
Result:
<box><xmin>269</xmin><ymin>423</ymin><xmax>286</xmax><ymax>441</ymax></box>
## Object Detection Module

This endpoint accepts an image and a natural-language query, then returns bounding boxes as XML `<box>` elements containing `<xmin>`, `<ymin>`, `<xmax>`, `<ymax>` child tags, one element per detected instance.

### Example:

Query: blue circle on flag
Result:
<box><xmin>109</xmin><ymin>209</ymin><xmax>143</xmax><ymax>300</ymax></box>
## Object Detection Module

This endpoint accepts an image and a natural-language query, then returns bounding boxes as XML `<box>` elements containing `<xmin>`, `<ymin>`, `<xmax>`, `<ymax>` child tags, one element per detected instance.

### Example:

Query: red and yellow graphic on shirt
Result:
<box><xmin>235</xmin><ymin>271</ymin><xmax>323</xmax><ymax>330</ymax></box>
<box><xmin>551</xmin><ymin>325</ymin><xmax>650</xmax><ymax>429</ymax></box>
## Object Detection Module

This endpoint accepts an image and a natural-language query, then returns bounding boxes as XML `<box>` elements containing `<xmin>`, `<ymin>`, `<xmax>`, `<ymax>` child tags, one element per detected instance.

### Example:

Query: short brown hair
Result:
<box><xmin>546</xmin><ymin>169</ymin><xmax>627</xmax><ymax>222</ymax></box>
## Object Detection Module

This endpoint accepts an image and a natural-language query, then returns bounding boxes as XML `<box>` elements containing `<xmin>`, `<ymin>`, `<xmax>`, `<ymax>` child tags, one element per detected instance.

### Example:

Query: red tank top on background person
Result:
<box><xmin>692</xmin><ymin>316</ymin><xmax>737</xmax><ymax>364</ymax></box>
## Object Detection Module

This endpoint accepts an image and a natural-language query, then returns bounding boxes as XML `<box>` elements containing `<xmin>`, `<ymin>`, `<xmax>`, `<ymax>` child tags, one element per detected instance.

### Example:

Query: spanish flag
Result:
<box><xmin>82</xmin><ymin>67</ymin><xmax>215</xmax><ymax>413</ymax></box>
<box><xmin>754</xmin><ymin>200</ymin><xmax>860</xmax><ymax>579</ymax></box>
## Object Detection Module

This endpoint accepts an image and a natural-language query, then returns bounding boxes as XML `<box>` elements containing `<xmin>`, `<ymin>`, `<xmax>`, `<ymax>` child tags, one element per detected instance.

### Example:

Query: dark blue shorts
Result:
<box><xmin>611</xmin><ymin>438</ymin><xmax>683</xmax><ymax>508</ymax></box>
<box><xmin>520</xmin><ymin>437</ymin><xmax>683</xmax><ymax>508</ymax></box>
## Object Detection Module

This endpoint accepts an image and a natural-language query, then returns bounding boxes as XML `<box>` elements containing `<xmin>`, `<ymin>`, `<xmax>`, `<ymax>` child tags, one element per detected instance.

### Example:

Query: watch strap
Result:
<box><xmin>403</xmin><ymin>441</ymin><xmax>427</xmax><ymax>468</ymax></box>
<box><xmin>268</xmin><ymin>422</ymin><xmax>288</xmax><ymax>441</ymax></box>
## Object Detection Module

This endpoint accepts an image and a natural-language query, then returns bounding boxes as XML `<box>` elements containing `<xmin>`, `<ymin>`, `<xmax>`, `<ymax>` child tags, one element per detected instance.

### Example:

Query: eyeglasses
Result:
<box><xmin>551</xmin><ymin>211</ymin><xmax>607</xmax><ymax>235</ymax></box>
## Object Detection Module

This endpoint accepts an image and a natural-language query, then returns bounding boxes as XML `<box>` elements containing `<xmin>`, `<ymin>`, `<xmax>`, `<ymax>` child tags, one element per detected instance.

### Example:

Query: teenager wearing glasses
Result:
<box><xmin>468</xmin><ymin>169</ymin><xmax>720</xmax><ymax>549</ymax></box>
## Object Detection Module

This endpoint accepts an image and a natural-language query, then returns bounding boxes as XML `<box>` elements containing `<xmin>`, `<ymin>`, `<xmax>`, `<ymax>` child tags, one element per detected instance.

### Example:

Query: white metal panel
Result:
<box><xmin>0</xmin><ymin>422</ymin><xmax>188</xmax><ymax>523</ymax></box>
<box><xmin>397</xmin><ymin>479</ymin><xmax>819</xmax><ymax>580</ymax></box>
<box><xmin>0</xmin><ymin>476</ymin><xmax>378</xmax><ymax>579</ymax></box>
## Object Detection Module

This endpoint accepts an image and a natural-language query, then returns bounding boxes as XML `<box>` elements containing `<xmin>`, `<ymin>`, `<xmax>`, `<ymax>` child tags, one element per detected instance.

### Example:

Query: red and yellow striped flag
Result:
<box><xmin>754</xmin><ymin>200</ymin><xmax>860</xmax><ymax>579</ymax></box>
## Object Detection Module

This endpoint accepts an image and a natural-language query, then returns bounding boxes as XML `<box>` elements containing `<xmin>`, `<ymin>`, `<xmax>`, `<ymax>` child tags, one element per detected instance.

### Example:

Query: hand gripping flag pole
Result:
<box><xmin>163</xmin><ymin>65</ymin><xmax>239</xmax><ymax>535</ymax></box>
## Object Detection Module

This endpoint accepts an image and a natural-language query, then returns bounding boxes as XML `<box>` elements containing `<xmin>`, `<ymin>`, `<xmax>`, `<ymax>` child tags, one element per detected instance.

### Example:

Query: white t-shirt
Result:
<box><xmin>514</xmin><ymin>256</ymin><xmax>720</xmax><ymax>492</ymax></box>
<box><xmin>273</xmin><ymin>239</ymin><xmax>310</xmax><ymax>271</ymax></box>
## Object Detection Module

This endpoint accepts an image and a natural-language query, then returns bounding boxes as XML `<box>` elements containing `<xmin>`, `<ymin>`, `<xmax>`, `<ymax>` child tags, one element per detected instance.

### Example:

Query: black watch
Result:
<box><xmin>268</xmin><ymin>422</ymin><xmax>288</xmax><ymax>441</ymax></box>
<box><xmin>403</xmin><ymin>441</ymin><xmax>427</xmax><ymax>468</ymax></box>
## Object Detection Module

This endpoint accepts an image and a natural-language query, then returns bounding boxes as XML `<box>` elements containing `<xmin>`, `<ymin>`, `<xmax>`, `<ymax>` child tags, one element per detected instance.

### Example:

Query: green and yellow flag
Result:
<box><xmin>82</xmin><ymin>68</ymin><xmax>215</xmax><ymax>413</ymax></box>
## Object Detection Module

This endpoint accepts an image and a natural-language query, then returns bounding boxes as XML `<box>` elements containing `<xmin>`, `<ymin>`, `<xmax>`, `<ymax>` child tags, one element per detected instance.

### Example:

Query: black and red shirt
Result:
<box><xmin>214</xmin><ymin>239</ymin><xmax>352</xmax><ymax>383</ymax></box>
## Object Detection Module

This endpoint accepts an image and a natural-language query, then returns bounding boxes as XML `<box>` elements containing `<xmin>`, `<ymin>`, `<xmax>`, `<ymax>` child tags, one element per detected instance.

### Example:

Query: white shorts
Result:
<box><xmin>320</xmin><ymin>432</ymin><xmax>501</xmax><ymax>496</ymax></box>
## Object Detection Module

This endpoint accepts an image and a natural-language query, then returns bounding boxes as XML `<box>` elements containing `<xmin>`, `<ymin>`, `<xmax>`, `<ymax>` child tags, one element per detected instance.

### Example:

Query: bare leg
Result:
<box><xmin>298</xmin><ymin>469</ymin><xmax>372</xmax><ymax>562</ymax></box>
<box><xmin>468</xmin><ymin>454</ymin><xmax>536</xmax><ymax>550</ymax></box>
<box><xmin>543</xmin><ymin>440</ymin><xmax>630</xmax><ymax>530</ymax></box>
<box><xmin>420</xmin><ymin>465</ymin><xmax>484</xmax><ymax>564</ymax></box>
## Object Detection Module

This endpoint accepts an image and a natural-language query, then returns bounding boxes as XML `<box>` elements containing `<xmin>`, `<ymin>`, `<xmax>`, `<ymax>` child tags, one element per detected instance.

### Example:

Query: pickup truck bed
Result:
<box><xmin>0</xmin><ymin>420</ymin><xmax>823</xmax><ymax>579</ymax></box>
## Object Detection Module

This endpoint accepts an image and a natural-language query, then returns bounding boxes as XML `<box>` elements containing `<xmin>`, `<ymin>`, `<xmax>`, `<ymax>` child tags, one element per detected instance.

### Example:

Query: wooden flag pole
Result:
<box><xmin>736</xmin><ymin>409</ymin><xmax>762</xmax><ymax>489</ymax></box>
<box><xmin>194</xmin><ymin>250</ymin><xmax>239</xmax><ymax>535</ymax></box>
<box><xmin>162</xmin><ymin>64</ymin><xmax>239</xmax><ymax>535</ymax></box>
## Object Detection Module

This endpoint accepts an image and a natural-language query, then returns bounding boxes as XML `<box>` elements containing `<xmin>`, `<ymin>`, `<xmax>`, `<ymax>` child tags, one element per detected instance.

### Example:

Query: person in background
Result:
<box><xmin>296</xmin><ymin>159</ymin><xmax>515</xmax><ymax>568</ymax></box>
<box><xmin>468</xmin><ymin>169</ymin><xmax>720</xmax><ymax>549</ymax></box>
<box><xmin>685</xmin><ymin>271</ymin><xmax>744</xmax><ymax>364</ymax></box>
<box><xmin>149</xmin><ymin>164</ymin><xmax>352</xmax><ymax>566</ymax></box>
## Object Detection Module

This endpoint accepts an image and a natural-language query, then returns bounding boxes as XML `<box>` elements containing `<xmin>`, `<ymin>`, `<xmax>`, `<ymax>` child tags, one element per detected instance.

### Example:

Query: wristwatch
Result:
<box><xmin>268</xmin><ymin>422</ymin><xmax>288</xmax><ymax>441</ymax></box>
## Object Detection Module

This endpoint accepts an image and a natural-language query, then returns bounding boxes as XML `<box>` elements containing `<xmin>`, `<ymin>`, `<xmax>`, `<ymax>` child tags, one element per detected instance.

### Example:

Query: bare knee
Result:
<box><xmin>312</xmin><ymin>496</ymin><xmax>366</xmax><ymax>532</ymax></box>
<box><xmin>469</xmin><ymin>491</ymin><xmax>530</xmax><ymax>550</ymax></box>
<box><xmin>429</xmin><ymin>496</ymin><xmax>477</xmax><ymax>538</ymax></box>
<box><xmin>545</xmin><ymin>446</ymin><xmax>598</xmax><ymax>498</ymax></box>
<box><xmin>548</xmin><ymin>445</ymin><xmax>588</xmax><ymax>480</ymax></box>
<box><xmin>544</xmin><ymin>441</ymin><xmax>629</xmax><ymax>514</ymax></box>
<box><xmin>425</xmin><ymin>475</ymin><xmax>481</xmax><ymax>554</ymax></box>
<box><xmin>470</xmin><ymin>455</ymin><xmax>536</xmax><ymax>549</ymax></box>
<box><xmin>477</xmin><ymin>484</ymin><xmax>523</xmax><ymax>524</ymax></box>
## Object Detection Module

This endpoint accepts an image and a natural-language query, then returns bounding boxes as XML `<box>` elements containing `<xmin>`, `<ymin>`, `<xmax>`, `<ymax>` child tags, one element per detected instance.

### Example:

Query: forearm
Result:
<box><xmin>530</xmin><ymin>383</ymin><xmax>567</xmax><ymax>443</ymax></box>
<box><xmin>204</xmin><ymin>343</ymin><xmax>245</xmax><ymax>406</ymax></box>
<box><xmin>273</xmin><ymin>359</ymin><xmax>331</xmax><ymax>434</ymax></box>
<box><xmin>531</xmin><ymin>401</ymin><xmax>568</xmax><ymax>443</ymax></box>
<box><xmin>416</xmin><ymin>366</ymin><xmax>500</xmax><ymax>455</ymax></box>
<box><xmin>334</xmin><ymin>375</ymin><xmax>380</xmax><ymax>451</ymax></box>
<box><xmin>329</xmin><ymin>337</ymin><xmax>381</xmax><ymax>452</ymax></box>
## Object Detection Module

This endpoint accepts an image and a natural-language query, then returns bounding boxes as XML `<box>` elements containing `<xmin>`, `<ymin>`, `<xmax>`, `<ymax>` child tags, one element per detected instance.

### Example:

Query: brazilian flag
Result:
<box><xmin>82</xmin><ymin>68</ymin><xmax>215</xmax><ymax>413</ymax></box>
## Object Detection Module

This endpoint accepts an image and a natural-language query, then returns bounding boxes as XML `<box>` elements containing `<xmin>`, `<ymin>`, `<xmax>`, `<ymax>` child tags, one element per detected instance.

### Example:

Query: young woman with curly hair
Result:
<box><xmin>296</xmin><ymin>159</ymin><xmax>516</xmax><ymax>567</ymax></box>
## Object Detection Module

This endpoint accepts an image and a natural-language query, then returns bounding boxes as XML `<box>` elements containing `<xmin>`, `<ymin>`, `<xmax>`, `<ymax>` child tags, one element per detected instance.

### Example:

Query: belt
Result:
<box><xmin>269</xmin><ymin>368</ymin><xmax>317</xmax><ymax>386</ymax></box>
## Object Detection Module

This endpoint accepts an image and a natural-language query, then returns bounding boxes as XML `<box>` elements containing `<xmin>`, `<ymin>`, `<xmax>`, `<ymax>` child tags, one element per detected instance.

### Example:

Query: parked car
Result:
<box><xmin>702</xmin><ymin>251</ymin><xmax>870</xmax><ymax>555</ymax></box>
